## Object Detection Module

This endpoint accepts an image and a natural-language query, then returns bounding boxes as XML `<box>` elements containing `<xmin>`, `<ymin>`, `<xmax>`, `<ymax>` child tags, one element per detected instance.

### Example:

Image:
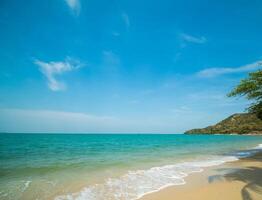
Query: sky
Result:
<box><xmin>0</xmin><ymin>0</ymin><xmax>262</xmax><ymax>133</ymax></box>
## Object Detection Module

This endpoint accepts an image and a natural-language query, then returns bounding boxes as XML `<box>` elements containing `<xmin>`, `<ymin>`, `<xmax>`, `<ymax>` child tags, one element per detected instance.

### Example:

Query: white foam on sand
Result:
<box><xmin>22</xmin><ymin>180</ymin><xmax>32</xmax><ymax>192</ymax></box>
<box><xmin>55</xmin><ymin>156</ymin><xmax>238</xmax><ymax>200</ymax></box>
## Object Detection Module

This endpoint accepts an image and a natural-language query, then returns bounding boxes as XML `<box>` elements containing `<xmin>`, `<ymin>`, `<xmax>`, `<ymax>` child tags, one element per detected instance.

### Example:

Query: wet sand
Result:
<box><xmin>141</xmin><ymin>152</ymin><xmax>262</xmax><ymax>200</ymax></box>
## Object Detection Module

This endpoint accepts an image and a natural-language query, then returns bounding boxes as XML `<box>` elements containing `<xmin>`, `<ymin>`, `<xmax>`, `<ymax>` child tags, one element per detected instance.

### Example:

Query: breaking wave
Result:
<box><xmin>55</xmin><ymin>156</ymin><xmax>238</xmax><ymax>200</ymax></box>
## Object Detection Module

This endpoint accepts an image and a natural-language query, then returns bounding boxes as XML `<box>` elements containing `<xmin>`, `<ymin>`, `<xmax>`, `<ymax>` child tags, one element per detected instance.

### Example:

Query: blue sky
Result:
<box><xmin>0</xmin><ymin>0</ymin><xmax>262</xmax><ymax>133</ymax></box>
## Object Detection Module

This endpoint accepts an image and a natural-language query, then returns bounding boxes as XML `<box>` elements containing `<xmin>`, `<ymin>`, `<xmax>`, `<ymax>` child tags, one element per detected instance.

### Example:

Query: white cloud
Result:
<box><xmin>121</xmin><ymin>12</ymin><xmax>130</xmax><ymax>29</ymax></box>
<box><xmin>197</xmin><ymin>60</ymin><xmax>262</xmax><ymax>78</ymax></box>
<box><xmin>35</xmin><ymin>58</ymin><xmax>82</xmax><ymax>91</ymax></box>
<box><xmin>0</xmin><ymin>109</ymin><xmax>121</xmax><ymax>133</ymax></box>
<box><xmin>180</xmin><ymin>33</ymin><xmax>207</xmax><ymax>44</ymax></box>
<box><xmin>65</xmin><ymin>0</ymin><xmax>81</xmax><ymax>15</ymax></box>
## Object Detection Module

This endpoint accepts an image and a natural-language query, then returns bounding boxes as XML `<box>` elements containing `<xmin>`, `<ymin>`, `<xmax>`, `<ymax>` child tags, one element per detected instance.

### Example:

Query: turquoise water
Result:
<box><xmin>0</xmin><ymin>134</ymin><xmax>262</xmax><ymax>200</ymax></box>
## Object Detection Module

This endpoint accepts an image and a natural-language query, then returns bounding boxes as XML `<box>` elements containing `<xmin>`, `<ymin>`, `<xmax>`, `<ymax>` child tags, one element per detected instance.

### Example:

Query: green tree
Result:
<box><xmin>228</xmin><ymin>69</ymin><xmax>262</xmax><ymax>119</ymax></box>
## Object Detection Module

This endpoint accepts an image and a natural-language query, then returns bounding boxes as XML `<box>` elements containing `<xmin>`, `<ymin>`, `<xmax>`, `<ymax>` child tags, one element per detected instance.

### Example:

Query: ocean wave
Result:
<box><xmin>55</xmin><ymin>156</ymin><xmax>238</xmax><ymax>200</ymax></box>
<box><xmin>254</xmin><ymin>143</ymin><xmax>262</xmax><ymax>149</ymax></box>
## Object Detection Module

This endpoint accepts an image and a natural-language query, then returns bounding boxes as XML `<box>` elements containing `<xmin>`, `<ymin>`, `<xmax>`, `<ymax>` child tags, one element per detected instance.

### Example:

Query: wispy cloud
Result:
<box><xmin>177</xmin><ymin>33</ymin><xmax>207</xmax><ymax>58</ymax></box>
<box><xmin>141</xmin><ymin>89</ymin><xmax>155</xmax><ymax>95</ymax></box>
<box><xmin>0</xmin><ymin>109</ymin><xmax>120</xmax><ymax>133</ymax></box>
<box><xmin>188</xmin><ymin>92</ymin><xmax>225</xmax><ymax>101</ymax></box>
<box><xmin>197</xmin><ymin>60</ymin><xmax>262</xmax><ymax>78</ymax></box>
<box><xmin>112</xmin><ymin>31</ymin><xmax>120</xmax><ymax>37</ymax></box>
<box><xmin>171</xmin><ymin>106</ymin><xmax>191</xmax><ymax>114</ymax></box>
<box><xmin>173</xmin><ymin>52</ymin><xmax>182</xmax><ymax>63</ymax></box>
<box><xmin>35</xmin><ymin>58</ymin><xmax>82</xmax><ymax>91</ymax></box>
<box><xmin>121</xmin><ymin>12</ymin><xmax>130</xmax><ymax>29</ymax></box>
<box><xmin>65</xmin><ymin>0</ymin><xmax>81</xmax><ymax>15</ymax></box>
<box><xmin>0</xmin><ymin>108</ymin><xmax>219</xmax><ymax>133</ymax></box>
<box><xmin>180</xmin><ymin>33</ymin><xmax>207</xmax><ymax>44</ymax></box>
<box><xmin>103</xmin><ymin>51</ymin><xmax>120</xmax><ymax>67</ymax></box>
<box><xmin>129</xmin><ymin>100</ymin><xmax>140</xmax><ymax>105</ymax></box>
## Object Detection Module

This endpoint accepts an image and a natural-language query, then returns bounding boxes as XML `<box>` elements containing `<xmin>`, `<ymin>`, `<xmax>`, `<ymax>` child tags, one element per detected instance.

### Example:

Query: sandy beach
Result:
<box><xmin>141</xmin><ymin>152</ymin><xmax>262</xmax><ymax>200</ymax></box>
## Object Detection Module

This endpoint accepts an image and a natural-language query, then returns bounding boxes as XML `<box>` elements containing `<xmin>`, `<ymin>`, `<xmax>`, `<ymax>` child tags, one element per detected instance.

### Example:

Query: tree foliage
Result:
<box><xmin>228</xmin><ymin>69</ymin><xmax>262</xmax><ymax>119</ymax></box>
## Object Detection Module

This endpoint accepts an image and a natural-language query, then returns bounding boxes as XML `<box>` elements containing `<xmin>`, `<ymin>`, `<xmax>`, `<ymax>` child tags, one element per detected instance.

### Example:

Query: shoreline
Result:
<box><xmin>140</xmin><ymin>152</ymin><xmax>262</xmax><ymax>200</ymax></box>
<box><xmin>1</xmin><ymin>135</ymin><xmax>261</xmax><ymax>200</ymax></box>
<box><xmin>53</xmin><ymin>144</ymin><xmax>262</xmax><ymax>200</ymax></box>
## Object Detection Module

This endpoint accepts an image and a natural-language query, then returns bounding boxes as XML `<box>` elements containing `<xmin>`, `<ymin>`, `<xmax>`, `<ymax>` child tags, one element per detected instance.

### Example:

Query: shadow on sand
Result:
<box><xmin>209</xmin><ymin>154</ymin><xmax>262</xmax><ymax>200</ymax></box>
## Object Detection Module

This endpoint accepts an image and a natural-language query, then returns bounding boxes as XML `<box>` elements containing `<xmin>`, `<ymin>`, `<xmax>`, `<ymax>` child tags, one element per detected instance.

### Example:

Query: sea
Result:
<box><xmin>0</xmin><ymin>133</ymin><xmax>262</xmax><ymax>200</ymax></box>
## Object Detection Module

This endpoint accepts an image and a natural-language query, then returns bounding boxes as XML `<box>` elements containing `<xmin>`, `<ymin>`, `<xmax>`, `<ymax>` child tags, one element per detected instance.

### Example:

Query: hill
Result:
<box><xmin>185</xmin><ymin>113</ymin><xmax>262</xmax><ymax>135</ymax></box>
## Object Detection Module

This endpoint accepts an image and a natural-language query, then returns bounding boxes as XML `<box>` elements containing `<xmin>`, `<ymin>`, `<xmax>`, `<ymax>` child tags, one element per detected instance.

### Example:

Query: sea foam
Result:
<box><xmin>254</xmin><ymin>143</ymin><xmax>262</xmax><ymax>149</ymax></box>
<box><xmin>55</xmin><ymin>156</ymin><xmax>238</xmax><ymax>200</ymax></box>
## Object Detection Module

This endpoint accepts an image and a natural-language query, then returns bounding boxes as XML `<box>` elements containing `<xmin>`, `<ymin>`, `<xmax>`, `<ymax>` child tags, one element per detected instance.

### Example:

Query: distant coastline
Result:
<box><xmin>185</xmin><ymin>113</ymin><xmax>262</xmax><ymax>135</ymax></box>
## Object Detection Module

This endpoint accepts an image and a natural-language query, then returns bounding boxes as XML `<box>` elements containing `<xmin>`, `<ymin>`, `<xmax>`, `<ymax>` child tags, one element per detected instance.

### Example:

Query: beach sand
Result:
<box><xmin>141</xmin><ymin>152</ymin><xmax>262</xmax><ymax>200</ymax></box>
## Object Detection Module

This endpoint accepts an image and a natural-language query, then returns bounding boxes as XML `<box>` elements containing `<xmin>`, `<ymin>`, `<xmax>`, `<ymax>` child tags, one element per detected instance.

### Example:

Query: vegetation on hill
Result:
<box><xmin>185</xmin><ymin>113</ymin><xmax>262</xmax><ymax>134</ymax></box>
